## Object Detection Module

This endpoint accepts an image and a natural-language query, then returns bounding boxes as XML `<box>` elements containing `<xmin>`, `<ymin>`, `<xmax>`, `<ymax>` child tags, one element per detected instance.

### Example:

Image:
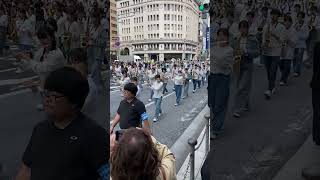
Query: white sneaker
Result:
<box><xmin>148</xmin><ymin>99</ymin><xmax>152</xmax><ymax>102</ymax></box>
<box><xmin>159</xmin><ymin>113</ymin><xmax>161</xmax><ymax>117</ymax></box>
<box><xmin>279</xmin><ymin>81</ymin><xmax>285</xmax><ymax>86</ymax></box>
<box><xmin>15</xmin><ymin>68</ymin><xmax>23</xmax><ymax>73</ymax></box>
<box><xmin>271</xmin><ymin>88</ymin><xmax>276</xmax><ymax>94</ymax></box>
<box><xmin>192</xmin><ymin>90</ymin><xmax>195</xmax><ymax>93</ymax></box>
<box><xmin>36</xmin><ymin>104</ymin><xmax>44</xmax><ymax>111</ymax></box>
<box><xmin>264</xmin><ymin>90</ymin><xmax>271</xmax><ymax>99</ymax></box>
<box><xmin>174</xmin><ymin>103</ymin><xmax>178</xmax><ymax>106</ymax></box>
<box><xmin>233</xmin><ymin>112</ymin><xmax>241</xmax><ymax>118</ymax></box>
<box><xmin>153</xmin><ymin>118</ymin><xmax>158</xmax><ymax>122</ymax></box>
<box><xmin>182</xmin><ymin>96</ymin><xmax>185</xmax><ymax>99</ymax></box>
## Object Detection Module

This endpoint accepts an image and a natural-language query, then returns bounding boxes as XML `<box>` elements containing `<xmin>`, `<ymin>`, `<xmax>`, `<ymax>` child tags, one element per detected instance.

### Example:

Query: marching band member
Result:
<box><xmin>232</xmin><ymin>20</ymin><xmax>260</xmax><ymax>118</ymax></box>
<box><xmin>261</xmin><ymin>9</ymin><xmax>286</xmax><ymax>99</ymax></box>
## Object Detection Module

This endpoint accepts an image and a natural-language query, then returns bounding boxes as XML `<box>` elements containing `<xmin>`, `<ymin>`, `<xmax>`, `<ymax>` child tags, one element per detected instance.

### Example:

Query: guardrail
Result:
<box><xmin>186</xmin><ymin>112</ymin><xmax>210</xmax><ymax>180</ymax></box>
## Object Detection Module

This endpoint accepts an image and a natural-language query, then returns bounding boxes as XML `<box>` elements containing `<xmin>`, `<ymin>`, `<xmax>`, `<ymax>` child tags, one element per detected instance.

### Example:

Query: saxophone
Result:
<box><xmin>308</xmin><ymin>14</ymin><xmax>316</xmax><ymax>31</ymax></box>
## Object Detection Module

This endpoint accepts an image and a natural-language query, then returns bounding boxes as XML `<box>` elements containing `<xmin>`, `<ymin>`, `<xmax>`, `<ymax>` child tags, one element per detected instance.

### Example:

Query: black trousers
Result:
<box><xmin>313</xmin><ymin>88</ymin><xmax>320</xmax><ymax>145</ymax></box>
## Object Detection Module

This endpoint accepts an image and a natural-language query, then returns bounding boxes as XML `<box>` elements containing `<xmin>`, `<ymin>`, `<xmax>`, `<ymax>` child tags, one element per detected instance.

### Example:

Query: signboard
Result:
<box><xmin>206</xmin><ymin>27</ymin><xmax>210</xmax><ymax>50</ymax></box>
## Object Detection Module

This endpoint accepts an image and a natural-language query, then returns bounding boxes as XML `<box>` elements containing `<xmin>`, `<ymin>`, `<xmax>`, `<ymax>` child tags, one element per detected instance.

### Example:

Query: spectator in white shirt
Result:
<box><xmin>293</xmin><ymin>11</ymin><xmax>309</xmax><ymax>77</ymax></box>
<box><xmin>151</xmin><ymin>74</ymin><xmax>163</xmax><ymax>122</ymax></box>
<box><xmin>148</xmin><ymin>68</ymin><xmax>157</xmax><ymax>101</ymax></box>
<box><xmin>131</xmin><ymin>77</ymin><xmax>141</xmax><ymax>97</ymax></box>
<box><xmin>17</xmin><ymin>10</ymin><xmax>34</xmax><ymax>51</ymax></box>
<box><xmin>280</xmin><ymin>15</ymin><xmax>297</xmax><ymax>86</ymax></box>
<box><xmin>174</xmin><ymin>70</ymin><xmax>184</xmax><ymax>106</ymax></box>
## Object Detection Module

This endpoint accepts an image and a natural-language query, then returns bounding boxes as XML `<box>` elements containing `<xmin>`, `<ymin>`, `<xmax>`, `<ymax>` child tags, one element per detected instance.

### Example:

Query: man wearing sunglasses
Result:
<box><xmin>15</xmin><ymin>67</ymin><xmax>109</xmax><ymax>180</ymax></box>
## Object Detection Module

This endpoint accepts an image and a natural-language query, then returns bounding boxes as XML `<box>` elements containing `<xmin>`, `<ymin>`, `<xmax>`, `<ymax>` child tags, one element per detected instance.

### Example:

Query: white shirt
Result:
<box><xmin>69</xmin><ymin>21</ymin><xmax>83</xmax><ymax>49</ymax></box>
<box><xmin>152</xmin><ymin>81</ymin><xmax>163</xmax><ymax>98</ymax></box>
<box><xmin>17</xmin><ymin>19</ymin><xmax>34</xmax><ymax>46</ymax></box>
<box><xmin>262</xmin><ymin>22</ymin><xmax>286</xmax><ymax>56</ymax></box>
<box><xmin>281</xmin><ymin>26</ymin><xmax>297</xmax><ymax>60</ymax></box>
<box><xmin>57</xmin><ymin>16</ymin><xmax>67</xmax><ymax>38</ymax></box>
<box><xmin>0</xmin><ymin>14</ymin><xmax>8</xmax><ymax>28</ymax></box>
<box><xmin>174</xmin><ymin>75</ymin><xmax>184</xmax><ymax>85</ymax></box>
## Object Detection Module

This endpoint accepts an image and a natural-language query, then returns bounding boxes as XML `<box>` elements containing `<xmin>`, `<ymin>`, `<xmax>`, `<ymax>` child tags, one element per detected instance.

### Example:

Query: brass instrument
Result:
<box><xmin>308</xmin><ymin>14</ymin><xmax>316</xmax><ymax>31</ymax></box>
<box><xmin>80</xmin><ymin>34</ymin><xmax>88</xmax><ymax>48</ymax></box>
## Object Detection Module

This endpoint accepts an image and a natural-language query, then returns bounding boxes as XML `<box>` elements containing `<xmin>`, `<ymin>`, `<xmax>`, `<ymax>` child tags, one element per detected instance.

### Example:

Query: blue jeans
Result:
<box><xmin>234</xmin><ymin>56</ymin><xmax>253</xmax><ymax>113</ymax></box>
<box><xmin>154</xmin><ymin>97</ymin><xmax>162</xmax><ymax>118</ymax></box>
<box><xmin>279</xmin><ymin>59</ymin><xmax>292</xmax><ymax>83</ymax></box>
<box><xmin>293</xmin><ymin>48</ymin><xmax>305</xmax><ymax>75</ymax></box>
<box><xmin>208</xmin><ymin>74</ymin><xmax>230</xmax><ymax>134</ymax></box>
<box><xmin>19</xmin><ymin>44</ymin><xmax>33</xmax><ymax>52</ymax></box>
<box><xmin>174</xmin><ymin>85</ymin><xmax>183</xmax><ymax>104</ymax></box>
<box><xmin>262</xmin><ymin>55</ymin><xmax>280</xmax><ymax>90</ymax></box>
<box><xmin>162</xmin><ymin>83</ymin><xmax>168</xmax><ymax>94</ymax></box>
<box><xmin>197</xmin><ymin>79</ymin><xmax>201</xmax><ymax>88</ymax></box>
<box><xmin>192</xmin><ymin>79</ymin><xmax>197</xmax><ymax>90</ymax></box>
<box><xmin>183</xmin><ymin>80</ymin><xmax>189</xmax><ymax>97</ymax></box>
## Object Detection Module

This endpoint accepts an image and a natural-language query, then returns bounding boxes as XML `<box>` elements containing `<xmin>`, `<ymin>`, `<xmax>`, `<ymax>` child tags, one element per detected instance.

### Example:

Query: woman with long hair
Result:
<box><xmin>110</xmin><ymin>128</ymin><xmax>176</xmax><ymax>180</ymax></box>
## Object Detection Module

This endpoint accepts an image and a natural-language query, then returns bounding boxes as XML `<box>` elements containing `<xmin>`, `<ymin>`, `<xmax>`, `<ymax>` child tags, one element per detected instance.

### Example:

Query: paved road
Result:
<box><xmin>201</xmin><ymin>66</ymin><xmax>313</xmax><ymax>180</ymax></box>
<box><xmin>111</xmin><ymin>80</ymin><xmax>208</xmax><ymax>147</ymax></box>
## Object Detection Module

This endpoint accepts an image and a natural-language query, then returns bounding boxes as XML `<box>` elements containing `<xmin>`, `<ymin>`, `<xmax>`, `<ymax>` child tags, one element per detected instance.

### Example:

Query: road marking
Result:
<box><xmin>0</xmin><ymin>68</ymin><xmax>17</xmax><ymax>73</ymax></box>
<box><xmin>0</xmin><ymin>89</ymin><xmax>31</xmax><ymax>99</ymax></box>
<box><xmin>145</xmin><ymin>92</ymin><xmax>175</xmax><ymax>107</ymax></box>
<box><xmin>111</xmin><ymin>83</ymin><xmax>149</xmax><ymax>93</ymax></box>
<box><xmin>0</xmin><ymin>76</ymin><xmax>38</xmax><ymax>86</ymax></box>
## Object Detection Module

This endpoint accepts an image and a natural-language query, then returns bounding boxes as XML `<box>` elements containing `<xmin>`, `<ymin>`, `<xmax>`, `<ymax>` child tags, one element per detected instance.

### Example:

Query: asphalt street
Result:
<box><xmin>111</xmin><ymin>80</ymin><xmax>208</xmax><ymax>147</ymax></box>
<box><xmin>201</xmin><ymin>66</ymin><xmax>313</xmax><ymax>180</ymax></box>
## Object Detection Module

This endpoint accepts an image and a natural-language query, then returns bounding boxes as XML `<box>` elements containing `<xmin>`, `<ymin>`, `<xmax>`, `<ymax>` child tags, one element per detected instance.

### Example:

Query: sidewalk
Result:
<box><xmin>273</xmin><ymin>135</ymin><xmax>320</xmax><ymax>180</ymax></box>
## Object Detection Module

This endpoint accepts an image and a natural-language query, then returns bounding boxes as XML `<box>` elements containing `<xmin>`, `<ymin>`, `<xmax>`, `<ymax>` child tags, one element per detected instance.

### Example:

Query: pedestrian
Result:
<box><xmin>151</xmin><ymin>74</ymin><xmax>163</xmax><ymax>122</ymax></box>
<box><xmin>110</xmin><ymin>83</ymin><xmax>151</xmax><ymax>134</ymax></box>
<box><xmin>16</xmin><ymin>10</ymin><xmax>34</xmax><ymax>51</ymax></box>
<box><xmin>208</xmin><ymin>28</ymin><xmax>234</xmax><ymax>139</ymax></box>
<box><xmin>161</xmin><ymin>67</ymin><xmax>169</xmax><ymax>94</ymax></box>
<box><xmin>182</xmin><ymin>67</ymin><xmax>191</xmax><ymax>99</ymax></box>
<box><xmin>110</xmin><ymin>128</ymin><xmax>177</xmax><ymax>180</ymax></box>
<box><xmin>15</xmin><ymin>67</ymin><xmax>109</xmax><ymax>180</ymax></box>
<box><xmin>130</xmin><ymin>76</ymin><xmax>141</xmax><ymax>97</ymax></box>
<box><xmin>293</xmin><ymin>11</ymin><xmax>309</xmax><ymax>77</ymax></box>
<box><xmin>192</xmin><ymin>65</ymin><xmax>199</xmax><ymax>93</ymax></box>
<box><xmin>232</xmin><ymin>20</ymin><xmax>260</xmax><ymax>118</ymax></box>
<box><xmin>148</xmin><ymin>67</ymin><xmax>156</xmax><ymax>102</ymax></box>
<box><xmin>301</xmin><ymin>41</ymin><xmax>320</xmax><ymax>180</ymax></box>
<box><xmin>174</xmin><ymin>70</ymin><xmax>184</xmax><ymax>106</ymax></box>
<box><xmin>279</xmin><ymin>15</ymin><xmax>297</xmax><ymax>86</ymax></box>
<box><xmin>261</xmin><ymin>9</ymin><xmax>286</xmax><ymax>99</ymax></box>
<box><xmin>16</xmin><ymin>25</ymin><xmax>66</xmax><ymax>110</ymax></box>
<box><xmin>68</xmin><ymin>48</ymin><xmax>98</xmax><ymax>119</ymax></box>
<box><xmin>0</xmin><ymin>6</ymin><xmax>8</xmax><ymax>56</ymax></box>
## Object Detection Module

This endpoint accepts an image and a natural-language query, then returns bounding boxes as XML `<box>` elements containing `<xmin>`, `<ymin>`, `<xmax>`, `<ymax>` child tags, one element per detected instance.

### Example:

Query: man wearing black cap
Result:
<box><xmin>15</xmin><ymin>67</ymin><xmax>109</xmax><ymax>180</ymax></box>
<box><xmin>110</xmin><ymin>83</ymin><xmax>151</xmax><ymax>134</ymax></box>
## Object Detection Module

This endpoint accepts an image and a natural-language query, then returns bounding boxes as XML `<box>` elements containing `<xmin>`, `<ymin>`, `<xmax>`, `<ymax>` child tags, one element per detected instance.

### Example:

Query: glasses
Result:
<box><xmin>40</xmin><ymin>90</ymin><xmax>65</xmax><ymax>102</ymax></box>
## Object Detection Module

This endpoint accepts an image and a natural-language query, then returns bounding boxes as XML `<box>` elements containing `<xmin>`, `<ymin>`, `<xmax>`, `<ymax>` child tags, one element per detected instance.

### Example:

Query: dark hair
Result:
<box><xmin>262</xmin><ymin>7</ymin><xmax>268</xmax><ymax>12</ymax></box>
<box><xmin>246</xmin><ymin>11</ymin><xmax>255</xmax><ymax>18</ymax></box>
<box><xmin>69</xmin><ymin>48</ymin><xmax>87</xmax><ymax>65</ymax></box>
<box><xmin>37</xmin><ymin>25</ymin><xmax>57</xmax><ymax>50</ymax></box>
<box><xmin>44</xmin><ymin>67</ymin><xmax>89</xmax><ymax>109</ymax></box>
<box><xmin>45</xmin><ymin>17</ymin><xmax>58</xmax><ymax>32</ymax></box>
<box><xmin>294</xmin><ymin>4</ymin><xmax>301</xmax><ymax>9</ymax></box>
<box><xmin>284</xmin><ymin>15</ymin><xmax>293</xmax><ymax>23</ymax></box>
<box><xmin>239</xmin><ymin>20</ymin><xmax>249</xmax><ymax>29</ymax></box>
<box><xmin>110</xmin><ymin>128</ymin><xmax>161</xmax><ymax>180</ymax></box>
<box><xmin>271</xmin><ymin>9</ymin><xmax>280</xmax><ymax>16</ymax></box>
<box><xmin>297</xmin><ymin>11</ymin><xmax>305</xmax><ymax>18</ymax></box>
<box><xmin>124</xmin><ymin>83</ymin><xmax>138</xmax><ymax>96</ymax></box>
<box><xmin>131</xmin><ymin>77</ymin><xmax>138</xmax><ymax>82</ymax></box>
<box><xmin>155</xmin><ymin>74</ymin><xmax>160</xmax><ymax>79</ymax></box>
<box><xmin>217</xmin><ymin>28</ymin><xmax>229</xmax><ymax>38</ymax></box>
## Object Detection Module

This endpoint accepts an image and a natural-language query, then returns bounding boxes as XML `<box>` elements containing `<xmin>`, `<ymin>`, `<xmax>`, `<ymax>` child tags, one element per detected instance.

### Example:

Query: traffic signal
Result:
<box><xmin>199</xmin><ymin>3</ymin><xmax>210</xmax><ymax>12</ymax></box>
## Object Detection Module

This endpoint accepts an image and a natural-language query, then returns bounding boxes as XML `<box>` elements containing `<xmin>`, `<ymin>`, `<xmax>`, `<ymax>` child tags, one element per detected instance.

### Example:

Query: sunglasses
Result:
<box><xmin>40</xmin><ymin>90</ymin><xmax>65</xmax><ymax>101</ymax></box>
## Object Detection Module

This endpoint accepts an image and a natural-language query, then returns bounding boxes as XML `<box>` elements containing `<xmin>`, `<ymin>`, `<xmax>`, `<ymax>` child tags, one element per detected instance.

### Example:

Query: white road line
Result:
<box><xmin>111</xmin><ymin>83</ymin><xmax>149</xmax><ymax>93</ymax></box>
<box><xmin>0</xmin><ymin>68</ymin><xmax>17</xmax><ymax>73</ymax></box>
<box><xmin>0</xmin><ymin>76</ymin><xmax>38</xmax><ymax>86</ymax></box>
<box><xmin>0</xmin><ymin>89</ymin><xmax>31</xmax><ymax>99</ymax></box>
<box><xmin>145</xmin><ymin>91</ymin><xmax>175</xmax><ymax>107</ymax></box>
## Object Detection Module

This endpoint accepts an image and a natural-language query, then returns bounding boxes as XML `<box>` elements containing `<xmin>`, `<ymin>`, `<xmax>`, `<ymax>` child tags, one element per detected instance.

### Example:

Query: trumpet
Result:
<box><xmin>80</xmin><ymin>34</ymin><xmax>88</xmax><ymax>48</ymax></box>
<box><xmin>308</xmin><ymin>14</ymin><xmax>316</xmax><ymax>31</ymax></box>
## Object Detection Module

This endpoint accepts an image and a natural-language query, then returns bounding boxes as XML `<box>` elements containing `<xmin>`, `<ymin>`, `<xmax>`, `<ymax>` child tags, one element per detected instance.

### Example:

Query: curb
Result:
<box><xmin>170</xmin><ymin>105</ymin><xmax>209</xmax><ymax>171</ymax></box>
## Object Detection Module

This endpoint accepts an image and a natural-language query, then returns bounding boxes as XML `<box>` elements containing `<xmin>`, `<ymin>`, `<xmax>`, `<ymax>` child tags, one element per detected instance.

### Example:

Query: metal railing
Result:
<box><xmin>186</xmin><ymin>112</ymin><xmax>210</xmax><ymax>180</ymax></box>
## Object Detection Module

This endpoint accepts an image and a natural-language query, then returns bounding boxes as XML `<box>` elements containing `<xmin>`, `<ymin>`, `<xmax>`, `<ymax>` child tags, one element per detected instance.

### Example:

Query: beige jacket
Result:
<box><xmin>151</xmin><ymin>136</ymin><xmax>177</xmax><ymax>180</ymax></box>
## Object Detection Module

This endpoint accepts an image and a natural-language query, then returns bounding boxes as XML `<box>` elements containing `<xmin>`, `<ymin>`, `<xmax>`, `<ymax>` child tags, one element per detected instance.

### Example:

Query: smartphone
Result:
<box><xmin>115</xmin><ymin>130</ymin><xmax>124</xmax><ymax>141</ymax></box>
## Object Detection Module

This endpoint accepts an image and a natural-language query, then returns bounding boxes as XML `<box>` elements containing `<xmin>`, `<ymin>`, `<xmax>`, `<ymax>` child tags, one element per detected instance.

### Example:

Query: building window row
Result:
<box><xmin>163</xmin><ymin>4</ymin><xmax>183</xmax><ymax>11</ymax></box>
<box><xmin>148</xmin><ymin>44</ymin><xmax>159</xmax><ymax>50</ymax></box>
<box><xmin>120</xmin><ymin>9</ymin><xmax>130</xmax><ymax>16</ymax></box>
<box><xmin>147</xmin><ymin>4</ymin><xmax>159</xmax><ymax>11</ymax></box>
<box><xmin>164</xmin><ymin>14</ymin><xmax>183</xmax><ymax>21</ymax></box>
<box><xmin>122</xmin><ymin>36</ymin><xmax>131</xmax><ymax>42</ymax></box>
<box><xmin>164</xmin><ymin>24</ymin><xmax>182</xmax><ymax>31</ymax></box>
<box><xmin>148</xmin><ymin>14</ymin><xmax>159</xmax><ymax>21</ymax></box>
<box><xmin>148</xmin><ymin>33</ymin><xmax>159</xmax><ymax>39</ymax></box>
<box><xmin>121</xmin><ymin>19</ymin><xmax>130</xmax><ymax>25</ymax></box>
<box><xmin>133</xmin><ymin>7</ymin><xmax>143</xmax><ymax>14</ymax></box>
<box><xmin>148</xmin><ymin>24</ymin><xmax>159</xmax><ymax>31</ymax></box>
<box><xmin>134</xmin><ymin>35</ymin><xmax>144</xmax><ymax>40</ymax></box>
<box><xmin>164</xmin><ymin>43</ymin><xmax>183</xmax><ymax>50</ymax></box>
<box><xmin>120</xmin><ymin>1</ymin><xmax>129</xmax><ymax>8</ymax></box>
<box><xmin>134</xmin><ymin>17</ymin><xmax>143</xmax><ymax>23</ymax></box>
<box><xmin>134</xmin><ymin>26</ymin><xmax>143</xmax><ymax>32</ymax></box>
<box><xmin>164</xmin><ymin>33</ymin><xmax>182</xmax><ymax>39</ymax></box>
<box><xmin>133</xmin><ymin>0</ymin><xmax>143</xmax><ymax>4</ymax></box>
<box><xmin>122</xmin><ymin>28</ymin><xmax>131</xmax><ymax>34</ymax></box>
<box><xmin>134</xmin><ymin>45</ymin><xmax>144</xmax><ymax>50</ymax></box>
